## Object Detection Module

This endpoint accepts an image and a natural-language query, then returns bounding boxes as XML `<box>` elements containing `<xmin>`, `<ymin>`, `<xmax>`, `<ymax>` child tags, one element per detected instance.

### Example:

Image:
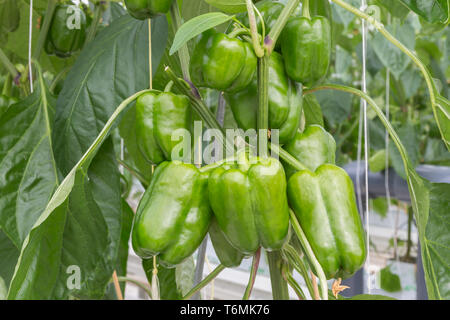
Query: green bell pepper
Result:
<box><xmin>287</xmin><ymin>164</ymin><xmax>367</xmax><ymax>279</ymax></box>
<box><xmin>209</xmin><ymin>218</ymin><xmax>244</xmax><ymax>267</ymax></box>
<box><xmin>282</xmin><ymin>125</ymin><xmax>336</xmax><ymax>178</ymax></box>
<box><xmin>208</xmin><ymin>154</ymin><xmax>290</xmax><ymax>255</ymax></box>
<box><xmin>135</xmin><ymin>91</ymin><xmax>191</xmax><ymax>165</ymax></box>
<box><xmin>45</xmin><ymin>4</ymin><xmax>87</xmax><ymax>58</ymax></box>
<box><xmin>132</xmin><ymin>161</ymin><xmax>211</xmax><ymax>267</ymax></box>
<box><xmin>224</xmin><ymin>52</ymin><xmax>302</xmax><ymax>144</ymax></box>
<box><xmin>124</xmin><ymin>0</ymin><xmax>174</xmax><ymax>20</ymax></box>
<box><xmin>281</xmin><ymin>15</ymin><xmax>331</xmax><ymax>87</ymax></box>
<box><xmin>190</xmin><ymin>29</ymin><xmax>257</xmax><ymax>92</ymax></box>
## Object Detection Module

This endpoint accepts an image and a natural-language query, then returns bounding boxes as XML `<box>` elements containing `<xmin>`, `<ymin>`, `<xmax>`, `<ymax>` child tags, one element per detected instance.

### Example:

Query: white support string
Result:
<box><xmin>28</xmin><ymin>0</ymin><xmax>34</xmax><ymax>93</ymax></box>
<box><xmin>359</xmin><ymin>0</ymin><xmax>372</xmax><ymax>293</ymax></box>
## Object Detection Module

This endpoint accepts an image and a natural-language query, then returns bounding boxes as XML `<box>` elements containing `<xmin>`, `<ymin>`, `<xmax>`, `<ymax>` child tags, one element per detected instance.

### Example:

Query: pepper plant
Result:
<box><xmin>0</xmin><ymin>0</ymin><xmax>448</xmax><ymax>301</ymax></box>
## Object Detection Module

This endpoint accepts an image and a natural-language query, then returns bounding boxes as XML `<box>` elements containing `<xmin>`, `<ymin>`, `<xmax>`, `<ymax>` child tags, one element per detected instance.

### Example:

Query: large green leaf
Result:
<box><xmin>399</xmin><ymin>0</ymin><xmax>449</xmax><ymax>24</ymax></box>
<box><xmin>422</xmin><ymin>183</ymin><xmax>450</xmax><ymax>299</ymax></box>
<box><xmin>7</xmin><ymin>90</ymin><xmax>148</xmax><ymax>299</ymax></box>
<box><xmin>372</xmin><ymin>22</ymin><xmax>416</xmax><ymax>79</ymax></box>
<box><xmin>204</xmin><ymin>0</ymin><xmax>247</xmax><ymax>13</ymax></box>
<box><xmin>8</xmin><ymin>15</ymin><xmax>167</xmax><ymax>299</ymax></box>
<box><xmin>170</xmin><ymin>12</ymin><xmax>234</xmax><ymax>55</ymax></box>
<box><xmin>0</xmin><ymin>70</ymin><xmax>58</xmax><ymax>247</ymax></box>
<box><xmin>0</xmin><ymin>229</ymin><xmax>19</xmax><ymax>287</ymax></box>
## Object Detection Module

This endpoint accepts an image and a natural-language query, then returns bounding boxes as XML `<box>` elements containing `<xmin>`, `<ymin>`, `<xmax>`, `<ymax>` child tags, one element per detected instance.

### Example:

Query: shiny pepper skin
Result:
<box><xmin>209</xmin><ymin>218</ymin><xmax>244</xmax><ymax>268</ymax></box>
<box><xmin>135</xmin><ymin>91</ymin><xmax>191</xmax><ymax>165</ymax></box>
<box><xmin>45</xmin><ymin>5</ymin><xmax>87</xmax><ymax>58</ymax></box>
<box><xmin>190</xmin><ymin>29</ymin><xmax>257</xmax><ymax>92</ymax></box>
<box><xmin>282</xmin><ymin>125</ymin><xmax>336</xmax><ymax>178</ymax></box>
<box><xmin>208</xmin><ymin>156</ymin><xmax>290</xmax><ymax>255</ymax></box>
<box><xmin>281</xmin><ymin>16</ymin><xmax>331</xmax><ymax>87</ymax></box>
<box><xmin>132</xmin><ymin>161</ymin><xmax>211</xmax><ymax>267</ymax></box>
<box><xmin>224</xmin><ymin>52</ymin><xmax>302</xmax><ymax>144</ymax></box>
<box><xmin>124</xmin><ymin>0</ymin><xmax>174</xmax><ymax>20</ymax></box>
<box><xmin>287</xmin><ymin>164</ymin><xmax>367</xmax><ymax>279</ymax></box>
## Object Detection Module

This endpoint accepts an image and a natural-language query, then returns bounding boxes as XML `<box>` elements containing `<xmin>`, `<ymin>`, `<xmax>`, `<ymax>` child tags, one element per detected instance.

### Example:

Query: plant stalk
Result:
<box><xmin>289</xmin><ymin>210</ymin><xmax>328</xmax><ymax>300</ymax></box>
<box><xmin>33</xmin><ymin>0</ymin><xmax>58</xmax><ymax>61</ymax></box>
<box><xmin>183</xmin><ymin>264</ymin><xmax>225</xmax><ymax>300</ymax></box>
<box><xmin>0</xmin><ymin>48</ymin><xmax>19</xmax><ymax>80</ymax></box>
<box><xmin>267</xmin><ymin>251</ymin><xmax>290</xmax><ymax>300</ymax></box>
<box><xmin>243</xmin><ymin>248</ymin><xmax>261</xmax><ymax>300</ymax></box>
<box><xmin>246</xmin><ymin>0</ymin><xmax>264</xmax><ymax>57</ymax></box>
<box><xmin>266</xmin><ymin>0</ymin><xmax>302</xmax><ymax>54</ymax></box>
<box><xmin>116</xmin><ymin>276</ymin><xmax>153</xmax><ymax>299</ymax></box>
<box><xmin>170</xmin><ymin>1</ymin><xmax>191</xmax><ymax>79</ymax></box>
<box><xmin>85</xmin><ymin>2</ymin><xmax>105</xmax><ymax>44</ymax></box>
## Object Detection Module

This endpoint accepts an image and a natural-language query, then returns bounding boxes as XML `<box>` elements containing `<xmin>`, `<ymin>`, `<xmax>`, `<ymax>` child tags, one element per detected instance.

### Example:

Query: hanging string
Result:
<box><xmin>28</xmin><ymin>0</ymin><xmax>34</xmax><ymax>93</ymax></box>
<box><xmin>359</xmin><ymin>0</ymin><xmax>372</xmax><ymax>293</ymax></box>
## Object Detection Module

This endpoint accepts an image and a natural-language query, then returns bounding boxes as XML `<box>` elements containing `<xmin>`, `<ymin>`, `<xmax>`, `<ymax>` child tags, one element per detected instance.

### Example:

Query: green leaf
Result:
<box><xmin>422</xmin><ymin>182</ymin><xmax>450</xmax><ymax>299</ymax></box>
<box><xmin>303</xmin><ymin>94</ymin><xmax>324</xmax><ymax>127</ymax></box>
<box><xmin>7</xmin><ymin>89</ymin><xmax>147</xmax><ymax>299</ymax></box>
<box><xmin>142</xmin><ymin>259</ymin><xmax>182</xmax><ymax>300</ymax></box>
<box><xmin>175</xmin><ymin>257</ymin><xmax>195</xmax><ymax>297</ymax></box>
<box><xmin>170</xmin><ymin>12</ymin><xmax>234</xmax><ymax>55</ymax></box>
<box><xmin>103</xmin><ymin>199</ymin><xmax>134</xmax><ymax>299</ymax></box>
<box><xmin>380</xmin><ymin>265</ymin><xmax>402</xmax><ymax>292</ymax></box>
<box><xmin>204</xmin><ymin>0</ymin><xmax>247</xmax><ymax>13</ymax></box>
<box><xmin>399</xmin><ymin>0</ymin><xmax>449</xmax><ymax>24</ymax></box>
<box><xmin>369</xmin><ymin>149</ymin><xmax>388</xmax><ymax>173</ymax></box>
<box><xmin>434</xmin><ymin>95</ymin><xmax>450</xmax><ymax>150</ymax></box>
<box><xmin>0</xmin><ymin>277</ymin><xmax>6</xmax><ymax>300</ymax></box>
<box><xmin>372</xmin><ymin>22</ymin><xmax>415</xmax><ymax>78</ymax></box>
<box><xmin>0</xmin><ymin>70</ymin><xmax>58</xmax><ymax>247</ymax></box>
<box><xmin>389</xmin><ymin>124</ymin><xmax>420</xmax><ymax>179</ymax></box>
<box><xmin>316</xmin><ymin>82</ymin><xmax>353</xmax><ymax>127</ymax></box>
<box><xmin>0</xmin><ymin>229</ymin><xmax>19</xmax><ymax>287</ymax></box>
<box><xmin>371</xmin><ymin>197</ymin><xmax>388</xmax><ymax>218</ymax></box>
<box><xmin>7</xmin><ymin>15</ymin><xmax>167</xmax><ymax>300</ymax></box>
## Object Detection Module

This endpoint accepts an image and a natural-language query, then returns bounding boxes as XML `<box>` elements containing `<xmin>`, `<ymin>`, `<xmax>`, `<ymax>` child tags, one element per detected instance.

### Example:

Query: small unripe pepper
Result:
<box><xmin>190</xmin><ymin>29</ymin><xmax>257</xmax><ymax>92</ymax></box>
<box><xmin>124</xmin><ymin>0</ymin><xmax>174</xmax><ymax>20</ymax></box>
<box><xmin>45</xmin><ymin>4</ymin><xmax>87</xmax><ymax>58</ymax></box>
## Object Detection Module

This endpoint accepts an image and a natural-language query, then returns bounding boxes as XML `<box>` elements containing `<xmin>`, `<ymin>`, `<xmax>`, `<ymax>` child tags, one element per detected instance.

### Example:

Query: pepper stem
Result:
<box><xmin>302</xmin><ymin>0</ymin><xmax>311</xmax><ymax>19</ymax></box>
<box><xmin>164</xmin><ymin>81</ymin><xmax>174</xmax><ymax>92</ymax></box>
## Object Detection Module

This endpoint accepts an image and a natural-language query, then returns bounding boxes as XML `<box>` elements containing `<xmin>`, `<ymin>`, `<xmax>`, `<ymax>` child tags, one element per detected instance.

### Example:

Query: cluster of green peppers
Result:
<box><xmin>130</xmin><ymin>0</ymin><xmax>366</xmax><ymax>282</ymax></box>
